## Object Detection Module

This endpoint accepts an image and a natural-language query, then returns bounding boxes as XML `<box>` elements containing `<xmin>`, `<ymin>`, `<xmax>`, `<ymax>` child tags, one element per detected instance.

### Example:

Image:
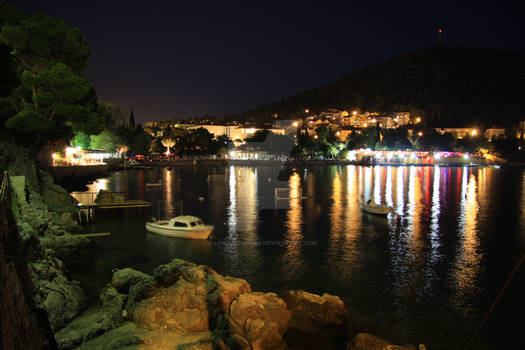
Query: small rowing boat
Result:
<box><xmin>361</xmin><ymin>201</ymin><xmax>392</xmax><ymax>216</ymax></box>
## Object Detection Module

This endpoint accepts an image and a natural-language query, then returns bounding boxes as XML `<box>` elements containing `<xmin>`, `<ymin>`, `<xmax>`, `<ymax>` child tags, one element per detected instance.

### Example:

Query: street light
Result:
<box><xmin>471</xmin><ymin>129</ymin><xmax>478</xmax><ymax>136</ymax></box>
<box><xmin>418</xmin><ymin>132</ymin><xmax>423</xmax><ymax>137</ymax></box>
<box><xmin>416</xmin><ymin>117</ymin><xmax>421</xmax><ymax>123</ymax></box>
<box><xmin>292</xmin><ymin>121</ymin><xmax>298</xmax><ymax>127</ymax></box>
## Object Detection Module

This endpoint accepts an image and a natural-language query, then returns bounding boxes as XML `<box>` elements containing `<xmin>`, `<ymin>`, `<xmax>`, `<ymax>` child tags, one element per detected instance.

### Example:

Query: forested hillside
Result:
<box><xmin>229</xmin><ymin>46</ymin><xmax>525</xmax><ymax>128</ymax></box>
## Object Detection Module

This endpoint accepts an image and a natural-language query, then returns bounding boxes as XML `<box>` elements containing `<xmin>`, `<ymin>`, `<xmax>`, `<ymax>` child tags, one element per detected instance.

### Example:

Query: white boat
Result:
<box><xmin>145</xmin><ymin>181</ymin><xmax>162</xmax><ymax>187</ymax></box>
<box><xmin>361</xmin><ymin>201</ymin><xmax>393</xmax><ymax>216</ymax></box>
<box><xmin>145</xmin><ymin>215</ymin><xmax>214</xmax><ymax>239</ymax></box>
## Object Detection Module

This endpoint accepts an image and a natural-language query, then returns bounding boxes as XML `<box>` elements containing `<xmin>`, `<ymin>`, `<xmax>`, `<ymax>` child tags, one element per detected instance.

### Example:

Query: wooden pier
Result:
<box><xmin>72</xmin><ymin>191</ymin><xmax>150</xmax><ymax>223</ymax></box>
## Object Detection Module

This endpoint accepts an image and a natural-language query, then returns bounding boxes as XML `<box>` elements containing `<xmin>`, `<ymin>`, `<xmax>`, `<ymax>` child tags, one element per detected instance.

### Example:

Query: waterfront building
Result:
<box><xmin>485</xmin><ymin>127</ymin><xmax>506</xmax><ymax>141</ymax></box>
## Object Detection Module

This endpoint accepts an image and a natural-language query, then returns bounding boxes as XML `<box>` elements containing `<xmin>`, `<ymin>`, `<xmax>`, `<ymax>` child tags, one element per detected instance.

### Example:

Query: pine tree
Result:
<box><xmin>130</xmin><ymin>109</ymin><xmax>136</xmax><ymax>128</ymax></box>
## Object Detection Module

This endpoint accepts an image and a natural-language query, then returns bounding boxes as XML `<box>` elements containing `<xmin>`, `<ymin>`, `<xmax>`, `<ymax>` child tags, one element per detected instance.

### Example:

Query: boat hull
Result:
<box><xmin>361</xmin><ymin>204</ymin><xmax>392</xmax><ymax>215</ymax></box>
<box><xmin>145</xmin><ymin>222</ymin><xmax>213</xmax><ymax>239</ymax></box>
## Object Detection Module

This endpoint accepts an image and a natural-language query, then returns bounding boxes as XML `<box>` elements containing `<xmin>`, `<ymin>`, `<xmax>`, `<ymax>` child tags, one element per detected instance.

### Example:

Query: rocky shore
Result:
<box><xmin>2</xmin><ymin>157</ymin><xmax>426</xmax><ymax>349</ymax></box>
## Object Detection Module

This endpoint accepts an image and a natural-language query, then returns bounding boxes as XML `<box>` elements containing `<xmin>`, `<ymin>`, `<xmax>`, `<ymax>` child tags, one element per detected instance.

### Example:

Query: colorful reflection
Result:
<box><xmin>452</xmin><ymin>169</ymin><xmax>480</xmax><ymax>316</ymax></box>
<box><xmin>281</xmin><ymin>173</ymin><xmax>305</xmax><ymax>279</ymax></box>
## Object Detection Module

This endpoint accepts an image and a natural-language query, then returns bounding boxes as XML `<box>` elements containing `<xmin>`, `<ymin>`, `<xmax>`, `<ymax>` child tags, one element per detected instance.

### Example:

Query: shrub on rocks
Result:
<box><xmin>111</xmin><ymin>268</ymin><xmax>152</xmax><ymax>293</ymax></box>
<box><xmin>152</xmin><ymin>258</ymin><xmax>197</xmax><ymax>286</ymax></box>
<box><xmin>100</xmin><ymin>284</ymin><xmax>127</xmax><ymax>329</ymax></box>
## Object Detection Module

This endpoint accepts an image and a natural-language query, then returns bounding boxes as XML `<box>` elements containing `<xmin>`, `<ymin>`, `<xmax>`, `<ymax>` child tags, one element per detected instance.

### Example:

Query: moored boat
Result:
<box><xmin>145</xmin><ymin>181</ymin><xmax>162</xmax><ymax>187</ymax></box>
<box><xmin>145</xmin><ymin>215</ymin><xmax>214</xmax><ymax>239</ymax></box>
<box><xmin>361</xmin><ymin>201</ymin><xmax>392</xmax><ymax>215</ymax></box>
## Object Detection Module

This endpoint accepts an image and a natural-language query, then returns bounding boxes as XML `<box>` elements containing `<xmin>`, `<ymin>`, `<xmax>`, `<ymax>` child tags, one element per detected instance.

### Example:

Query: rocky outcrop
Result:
<box><xmin>76</xmin><ymin>323</ymin><xmax>215</xmax><ymax>350</ymax></box>
<box><xmin>54</xmin><ymin>307</ymin><xmax>109</xmax><ymax>349</ymax></box>
<box><xmin>29</xmin><ymin>248</ymin><xmax>88</xmax><ymax>332</ymax></box>
<box><xmin>65</xmin><ymin>259</ymin><xmax>294</xmax><ymax>349</ymax></box>
<box><xmin>7</xmin><ymin>171</ymin><xmax>90</xmax><ymax>334</ymax></box>
<box><xmin>0</xmin><ymin>201</ymin><xmax>57</xmax><ymax>349</ymax></box>
<box><xmin>38</xmin><ymin>169</ymin><xmax>79</xmax><ymax>215</ymax></box>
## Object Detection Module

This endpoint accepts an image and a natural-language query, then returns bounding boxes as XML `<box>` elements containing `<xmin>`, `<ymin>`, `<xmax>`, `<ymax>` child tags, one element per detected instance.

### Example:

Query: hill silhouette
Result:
<box><xmin>229</xmin><ymin>46</ymin><xmax>525</xmax><ymax>128</ymax></box>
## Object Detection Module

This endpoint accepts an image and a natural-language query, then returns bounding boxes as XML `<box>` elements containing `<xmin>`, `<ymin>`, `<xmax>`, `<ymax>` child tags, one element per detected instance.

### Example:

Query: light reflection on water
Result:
<box><xmin>73</xmin><ymin>165</ymin><xmax>525</xmax><ymax>349</ymax></box>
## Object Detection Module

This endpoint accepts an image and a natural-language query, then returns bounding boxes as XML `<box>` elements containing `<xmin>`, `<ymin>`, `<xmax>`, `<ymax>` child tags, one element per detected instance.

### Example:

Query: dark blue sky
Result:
<box><xmin>12</xmin><ymin>0</ymin><xmax>525</xmax><ymax>122</ymax></box>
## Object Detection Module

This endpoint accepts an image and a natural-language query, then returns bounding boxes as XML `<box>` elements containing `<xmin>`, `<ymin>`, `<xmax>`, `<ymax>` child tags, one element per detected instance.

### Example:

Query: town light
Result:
<box><xmin>471</xmin><ymin>129</ymin><xmax>478</xmax><ymax>136</ymax></box>
<box><xmin>434</xmin><ymin>153</ymin><xmax>442</xmax><ymax>159</ymax></box>
<box><xmin>364</xmin><ymin>123</ymin><xmax>368</xmax><ymax>127</ymax></box>
<box><xmin>353</xmin><ymin>111</ymin><xmax>357</xmax><ymax>116</ymax></box>
<box><xmin>292</xmin><ymin>121</ymin><xmax>298</xmax><ymax>127</ymax></box>
<box><xmin>463</xmin><ymin>154</ymin><xmax>470</xmax><ymax>159</ymax></box>
<box><xmin>305</xmin><ymin>109</ymin><xmax>309</xmax><ymax>114</ymax></box>
<box><xmin>336</xmin><ymin>131</ymin><xmax>341</xmax><ymax>136</ymax></box>
<box><xmin>418</xmin><ymin>132</ymin><xmax>423</xmax><ymax>136</ymax></box>
<box><xmin>314</xmin><ymin>135</ymin><xmax>318</xmax><ymax>139</ymax></box>
<box><xmin>416</xmin><ymin>117</ymin><xmax>421</xmax><ymax>123</ymax></box>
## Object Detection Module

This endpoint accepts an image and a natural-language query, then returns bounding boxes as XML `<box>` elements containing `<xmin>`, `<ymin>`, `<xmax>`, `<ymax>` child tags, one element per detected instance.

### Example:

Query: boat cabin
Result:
<box><xmin>168</xmin><ymin>216</ymin><xmax>205</xmax><ymax>228</ymax></box>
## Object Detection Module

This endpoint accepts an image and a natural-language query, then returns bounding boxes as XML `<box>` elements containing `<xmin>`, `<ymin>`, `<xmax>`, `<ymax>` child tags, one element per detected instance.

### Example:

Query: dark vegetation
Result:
<box><xmin>227</xmin><ymin>46</ymin><xmax>525</xmax><ymax>129</ymax></box>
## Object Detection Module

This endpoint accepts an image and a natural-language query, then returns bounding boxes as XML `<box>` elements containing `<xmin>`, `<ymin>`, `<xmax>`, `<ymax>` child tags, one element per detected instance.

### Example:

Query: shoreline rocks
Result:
<box><xmin>68</xmin><ymin>258</ymin><xmax>424</xmax><ymax>350</ymax></box>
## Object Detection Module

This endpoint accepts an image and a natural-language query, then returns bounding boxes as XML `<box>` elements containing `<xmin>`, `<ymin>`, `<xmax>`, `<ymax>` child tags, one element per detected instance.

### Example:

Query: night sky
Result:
<box><xmin>12</xmin><ymin>0</ymin><xmax>525</xmax><ymax>123</ymax></box>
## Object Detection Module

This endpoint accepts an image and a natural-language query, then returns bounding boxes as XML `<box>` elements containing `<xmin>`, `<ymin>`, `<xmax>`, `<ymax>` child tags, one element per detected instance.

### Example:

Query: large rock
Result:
<box><xmin>281</xmin><ymin>290</ymin><xmax>349</xmax><ymax>349</ymax></box>
<box><xmin>228</xmin><ymin>292</ymin><xmax>291</xmax><ymax>350</ymax></box>
<box><xmin>206</xmin><ymin>269</ymin><xmax>251</xmax><ymax>321</ymax></box>
<box><xmin>281</xmin><ymin>290</ymin><xmax>348</xmax><ymax>326</ymax></box>
<box><xmin>347</xmin><ymin>333</ymin><xmax>418</xmax><ymax>350</ymax></box>
<box><xmin>133</xmin><ymin>277</ymin><xmax>209</xmax><ymax>333</ymax></box>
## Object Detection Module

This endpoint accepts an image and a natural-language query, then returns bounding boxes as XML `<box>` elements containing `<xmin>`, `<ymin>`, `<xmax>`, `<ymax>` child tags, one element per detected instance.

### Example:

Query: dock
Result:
<box><xmin>78</xmin><ymin>200</ymin><xmax>151</xmax><ymax>210</ymax></box>
<box><xmin>72</xmin><ymin>191</ymin><xmax>150</xmax><ymax>223</ymax></box>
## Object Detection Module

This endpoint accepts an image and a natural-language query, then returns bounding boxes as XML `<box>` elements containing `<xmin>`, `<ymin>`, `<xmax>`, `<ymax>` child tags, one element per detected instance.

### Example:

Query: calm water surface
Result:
<box><xmin>72</xmin><ymin>165</ymin><xmax>525</xmax><ymax>349</ymax></box>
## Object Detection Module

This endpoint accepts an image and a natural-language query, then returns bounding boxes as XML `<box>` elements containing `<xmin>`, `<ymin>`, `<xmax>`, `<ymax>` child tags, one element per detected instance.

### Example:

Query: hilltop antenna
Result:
<box><xmin>437</xmin><ymin>28</ymin><xmax>444</xmax><ymax>45</ymax></box>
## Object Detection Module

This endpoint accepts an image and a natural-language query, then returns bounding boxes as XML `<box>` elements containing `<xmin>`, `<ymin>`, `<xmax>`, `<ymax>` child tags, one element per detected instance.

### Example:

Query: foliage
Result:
<box><xmin>4</xmin><ymin>63</ymin><xmax>103</xmax><ymax>147</ymax></box>
<box><xmin>129</xmin><ymin>109</ymin><xmax>135</xmax><ymax>128</ymax></box>
<box><xmin>413</xmin><ymin>130</ymin><xmax>455</xmax><ymax>151</ymax></box>
<box><xmin>245</xmin><ymin>129</ymin><xmax>270</xmax><ymax>143</ymax></box>
<box><xmin>0</xmin><ymin>4</ymin><xmax>105</xmax><ymax>153</ymax></box>
<box><xmin>90</xmin><ymin>130</ymin><xmax>119</xmax><ymax>152</ymax></box>
<box><xmin>376</xmin><ymin>128</ymin><xmax>412</xmax><ymax>150</ymax></box>
<box><xmin>72</xmin><ymin>132</ymin><xmax>91</xmax><ymax>149</ymax></box>
<box><xmin>0</xmin><ymin>12</ymin><xmax>90</xmax><ymax>72</ymax></box>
